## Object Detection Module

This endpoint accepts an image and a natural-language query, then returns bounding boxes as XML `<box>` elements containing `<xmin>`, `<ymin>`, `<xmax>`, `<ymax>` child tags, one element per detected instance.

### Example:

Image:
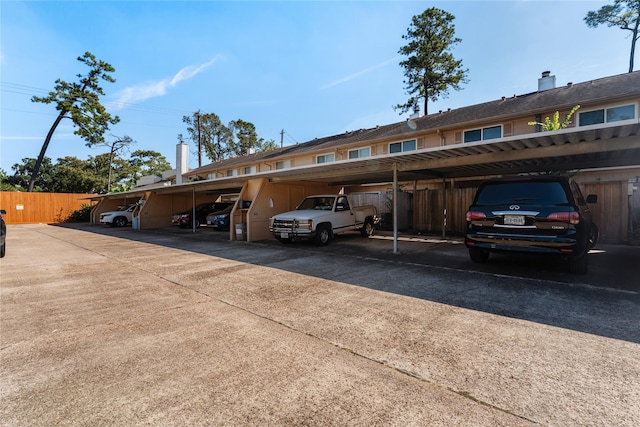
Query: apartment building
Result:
<box><xmin>92</xmin><ymin>71</ymin><xmax>640</xmax><ymax>243</ymax></box>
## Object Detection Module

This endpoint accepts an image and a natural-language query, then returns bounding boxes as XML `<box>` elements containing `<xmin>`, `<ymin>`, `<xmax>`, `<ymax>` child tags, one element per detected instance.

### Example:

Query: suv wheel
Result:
<box><xmin>468</xmin><ymin>248</ymin><xmax>489</xmax><ymax>263</ymax></box>
<box><xmin>113</xmin><ymin>217</ymin><xmax>127</xmax><ymax>227</ymax></box>
<box><xmin>568</xmin><ymin>252</ymin><xmax>588</xmax><ymax>274</ymax></box>
<box><xmin>588</xmin><ymin>224</ymin><xmax>599</xmax><ymax>249</ymax></box>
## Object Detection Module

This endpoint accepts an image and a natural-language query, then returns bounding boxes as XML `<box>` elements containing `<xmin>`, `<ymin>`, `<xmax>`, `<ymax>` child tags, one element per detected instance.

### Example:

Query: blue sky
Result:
<box><xmin>0</xmin><ymin>1</ymin><xmax>632</xmax><ymax>173</ymax></box>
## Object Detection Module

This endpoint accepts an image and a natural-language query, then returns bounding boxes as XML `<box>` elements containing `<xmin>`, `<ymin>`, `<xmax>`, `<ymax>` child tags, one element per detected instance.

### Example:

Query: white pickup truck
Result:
<box><xmin>269</xmin><ymin>195</ymin><xmax>378</xmax><ymax>245</ymax></box>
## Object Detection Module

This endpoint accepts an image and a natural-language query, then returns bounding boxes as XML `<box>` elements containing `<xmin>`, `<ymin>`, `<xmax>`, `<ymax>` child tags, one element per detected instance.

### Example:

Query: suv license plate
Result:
<box><xmin>504</xmin><ymin>215</ymin><xmax>525</xmax><ymax>226</ymax></box>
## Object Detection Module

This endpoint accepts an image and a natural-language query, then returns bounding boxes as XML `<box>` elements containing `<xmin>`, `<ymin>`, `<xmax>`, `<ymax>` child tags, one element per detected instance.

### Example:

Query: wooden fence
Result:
<box><xmin>412</xmin><ymin>180</ymin><xmax>635</xmax><ymax>243</ymax></box>
<box><xmin>0</xmin><ymin>192</ymin><xmax>96</xmax><ymax>224</ymax></box>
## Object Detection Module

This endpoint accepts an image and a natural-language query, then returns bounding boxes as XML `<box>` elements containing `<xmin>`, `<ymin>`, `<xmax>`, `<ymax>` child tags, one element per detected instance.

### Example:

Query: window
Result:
<box><xmin>389</xmin><ymin>139</ymin><xmax>416</xmax><ymax>153</ymax></box>
<box><xmin>316</xmin><ymin>153</ymin><xmax>335</xmax><ymax>164</ymax></box>
<box><xmin>579</xmin><ymin>104</ymin><xmax>635</xmax><ymax>126</ymax></box>
<box><xmin>336</xmin><ymin>196</ymin><xmax>350</xmax><ymax>211</ymax></box>
<box><xmin>226</xmin><ymin>169</ymin><xmax>236</xmax><ymax>177</ymax></box>
<box><xmin>464</xmin><ymin>125</ymin><xmax>502</xmax><ymax>143</ymax></box>
<box><xmin>244</xmin><ymin>166</ymin><xmax>256</xmax><ymax>175</ymax></box>
<box><xmin>348</xmin><ymin>147</ymin><xmax>371</xmax><ymax>159</ymax></box>
<box><xmin>275</xmin><ymin>160</ymin><xmax>290</xmax><ymax>170</ymax></box>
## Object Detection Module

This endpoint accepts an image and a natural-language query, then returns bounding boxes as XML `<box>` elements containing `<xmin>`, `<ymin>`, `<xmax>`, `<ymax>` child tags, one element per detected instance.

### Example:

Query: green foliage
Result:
<box><xmin>182</xmin><ymin>111</ymin><xmax>274</xmax><ymax>162</ymax></box>
<box><xmin>65</xmin><ymin>204</ymin><xmax>94</xmax><ymax>223</ymax></box>
<box><xmin>128</xmin><ymin>150</ymin><xmax>171</xmax><ymax>180</ymax></box>
<box><xmin>528</xmin><ymin>105</ymin><xmax>581</xmax><ymax>131</ymax></box>
<box><xmin>396</xmin><ymin>7</ymin><xmax>469</xmax><ymax>115</ymax></box>
<box><xmin>257</xmin><ymin>139</ymin><xmax>279</xmax><ymax>152</ymax></box>
<box><xmin>94</xmin><ymin>135</ymin><xmax>135</xmax><ymax>192</ymax></box>
<box><xmin>229</xmin><ymin>119</ymin><xmax>259</xmax><ymax>156</ymax></box>
<box><xmin>28</xmin><ymin>52</ymin><xmax>120</xmax><ymax>191</ymax></box>
<box><xmin>1</xmin><ymin>150</ymin><xmax>171</xmax><ymax>194</ymax></box>
<box><xmin>585</xmin><ymin>0</ymin><xmax>640</xmax><ymax>72</ymax></box>
<box><xmin>8</xmin><ymin>157</ymin><xmax>55</xmax><ymax>191</ymax></box>
<box><xmin>183</xmin><ymin>112</ymin><xmax>232</xmax><ymax>163</ymax></box>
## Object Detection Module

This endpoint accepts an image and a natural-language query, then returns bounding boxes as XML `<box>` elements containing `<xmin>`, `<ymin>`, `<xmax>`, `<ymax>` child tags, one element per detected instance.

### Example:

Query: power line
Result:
<box><xmin>1</xmin><ymin>80</ymin><xmax>193</xmax><ymax>116</ymax></box>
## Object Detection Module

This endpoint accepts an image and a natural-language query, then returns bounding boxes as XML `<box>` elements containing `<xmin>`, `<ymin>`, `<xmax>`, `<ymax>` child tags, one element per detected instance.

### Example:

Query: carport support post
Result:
<box><xmin>393</xmin><ymin>163</ymin><xmax>398</xmax><ymax>254</ymax></box>
<box><xmin>442</xmin><ymin>178</ymin><xmax>447</xmax><ymax>238</ymax></box>
<box><xmin>192</xmin><ymin>188</ymin><xmax>196</xmax><ymax>233</ymax></box>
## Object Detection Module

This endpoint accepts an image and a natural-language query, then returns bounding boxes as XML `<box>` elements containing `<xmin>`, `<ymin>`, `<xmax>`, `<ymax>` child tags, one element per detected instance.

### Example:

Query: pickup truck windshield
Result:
<box><xmin>296</xmin><ymin>197</ymin><xmax>335</xmax><ymax>210</ymax></box>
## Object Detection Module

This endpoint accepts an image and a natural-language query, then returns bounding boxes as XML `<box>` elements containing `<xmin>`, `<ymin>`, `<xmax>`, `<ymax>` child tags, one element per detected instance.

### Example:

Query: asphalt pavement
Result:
<box><xmin>1</xmin><ymin>224</ymin><xmax>639</xmax><ymax>426</ymax></box>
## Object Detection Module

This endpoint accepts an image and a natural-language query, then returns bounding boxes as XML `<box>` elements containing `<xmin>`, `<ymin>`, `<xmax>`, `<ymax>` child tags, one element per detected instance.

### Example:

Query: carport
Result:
<box><xmin>92</xmin><ymin>121</ymin><xmax>638</xmax><ymax>248</ymax></box>
<box><xmin>149</xmin><ymin>177</ymin><xmax>340</xmax><ymax>241</ymax></box>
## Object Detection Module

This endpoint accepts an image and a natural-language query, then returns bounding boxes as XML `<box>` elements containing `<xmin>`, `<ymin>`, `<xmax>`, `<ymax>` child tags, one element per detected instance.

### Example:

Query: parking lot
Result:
<box><xmin>1</xmin><ymin>223</ymin><xmax>639</xmax><ymax>426</ymax></box>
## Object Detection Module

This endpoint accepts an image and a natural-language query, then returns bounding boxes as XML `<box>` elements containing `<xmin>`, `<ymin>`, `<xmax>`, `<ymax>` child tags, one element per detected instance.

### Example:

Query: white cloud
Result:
<box><xmin>112</xmin><ymin>56</ymin><xmax>220</xmax><ymax>107</ymax></box>
<box><xmin>320</xmin><ymin>56</ymin><xmax>401</xmax><ymax>90</ymax></box>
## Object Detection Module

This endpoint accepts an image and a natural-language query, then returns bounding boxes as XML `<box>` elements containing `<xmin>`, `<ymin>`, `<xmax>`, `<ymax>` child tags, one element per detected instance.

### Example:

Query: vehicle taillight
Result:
<box><xmin>547</xmin><ymin>211</ymin><xmax>580</xmax><ymax>225</ymax></box>
<box><xmin>466</xmin><ymin>211</ymin><xmax>487</xmax><ymax>221</ymax></box>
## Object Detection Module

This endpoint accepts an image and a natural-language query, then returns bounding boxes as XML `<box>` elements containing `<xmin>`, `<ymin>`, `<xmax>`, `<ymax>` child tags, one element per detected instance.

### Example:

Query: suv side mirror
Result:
<box><xmin>586</xmin><ymin>194</ymin><xmax>597</xmax><ymax>204</ymax></box>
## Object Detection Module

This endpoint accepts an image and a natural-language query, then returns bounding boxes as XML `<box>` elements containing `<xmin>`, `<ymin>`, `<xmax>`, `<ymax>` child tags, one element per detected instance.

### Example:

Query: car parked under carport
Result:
<box><xmin>171</xmin><ymin>202</ymin><xmax>233</xmax><ymax>228</ymax></box>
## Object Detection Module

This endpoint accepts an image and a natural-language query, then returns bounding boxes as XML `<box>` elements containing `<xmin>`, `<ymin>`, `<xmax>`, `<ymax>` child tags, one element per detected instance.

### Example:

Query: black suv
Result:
<box><xmin>464</xmin><ymin>176</ymin><xmax>598</xmax><ymax>274</ymax></box>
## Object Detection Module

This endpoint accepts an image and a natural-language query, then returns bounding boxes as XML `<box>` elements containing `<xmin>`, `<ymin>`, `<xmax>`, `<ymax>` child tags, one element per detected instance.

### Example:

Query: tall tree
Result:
<box><xmin>585</xmin><ymin>0</ymin><xmax>640</xmax><ymax>73</ymax></box>
<box><xmin>396</xmin><ymin>8</ymin><xmax>468</xmax><ymax>115</ymax></box>
<box><xmin>127</xmin><ymin>150</ymin><xmax>171</xmax><ymax>182</ymax></box>
<box><xmin>28</xmin><ymin>51</ymin><xmax>120</xmax><ymax>192</ymax></box>
<box><xmin>183</xmin><ymin>112</ymin><xmax>232</xmax><ymax>164</ymax></box>
<box><xmin>229</xmin><ymin>119</ymin><xmax>259</xmax><ymax>156</ymax></box>
<box><xmin>257</xmin><ymin>138</ymin><xmax>279</xmax><ymax>152</ymax></box>
<box><xmin>54</xmin><ymin>156</ymin><xmax>107</xmax><ymax>193</ymax></box>
<box><xmin>8</xmin><ymin>157</ymin><xmax>56</xmax><ymax>191</ymax></box>
<box><xmin>94</xmin><ymin>135</ymin><xmax>135</xmax><ymax>192</ymax></box>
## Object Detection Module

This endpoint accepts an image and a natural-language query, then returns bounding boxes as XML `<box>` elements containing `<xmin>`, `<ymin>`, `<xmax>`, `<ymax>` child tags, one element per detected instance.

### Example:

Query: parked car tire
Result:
<box><xmin>468</xmin><ymin>248</ymin><xmax>490</xmax><ymax>263</ymax></box>
<box><xmin>315</xmin><ymin>224</ymin><xmax>331</xmax><ymax>246</ymax></box>
<box><xmin>588</xmin><ymin>224</ymin><xmax>599</xmax><ymax>249</ymax></box>
<box><xmin>113</xmin><ymin>216</ymin><xmax>128</xmax><ymax>227</ymax></box>
<box><xmin>568</xmin><ymin>252</ymin><xmax>588</xmax><ymax>274</ymax></box>
<box><xmin>360</xmin><ymin>218</ymin><xmax>374</xmax><ymax>237</ymax></box>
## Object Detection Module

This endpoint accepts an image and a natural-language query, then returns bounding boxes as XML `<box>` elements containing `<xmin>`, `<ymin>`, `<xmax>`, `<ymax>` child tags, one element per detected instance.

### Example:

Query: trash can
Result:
<box><xmin>235</xmin><ymin>223</ymin><xmax>246</xmax><ymax>241</ymax></box>
<box><xmin>133</xmin><ymin>216</ymin><xmax>140</xmax><ymax>230</ymax></box>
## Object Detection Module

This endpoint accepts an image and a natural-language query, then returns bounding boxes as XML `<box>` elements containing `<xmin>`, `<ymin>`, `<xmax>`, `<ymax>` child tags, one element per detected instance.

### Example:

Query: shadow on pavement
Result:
<box><xmin>55</xmin><ymin>223</ymin><xmax>640</xmax><ymax>344</ymax></box>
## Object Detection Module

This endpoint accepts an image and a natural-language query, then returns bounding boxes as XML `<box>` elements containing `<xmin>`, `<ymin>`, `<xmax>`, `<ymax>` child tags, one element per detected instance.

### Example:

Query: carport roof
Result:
<box><xmin>93</xmin><ymin>121</ymin><xmax>638</xmax><ymax>199</ymax></box>
<box><xmin>175</xmin><ymin>121</ymin><xmax>640</xmax><ymax>191</ymax></box>
<box><xmin>265</xmin><ymin>121</ymin><xmax>640</xmax><ymax>185</ymax></box>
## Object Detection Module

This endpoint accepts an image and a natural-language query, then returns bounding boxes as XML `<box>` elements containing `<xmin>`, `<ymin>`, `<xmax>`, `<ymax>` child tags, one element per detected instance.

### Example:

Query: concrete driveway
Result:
<box><xmin>1</xmin><ymin>224</ymin><xmax>639</xmax><ymax>426</ymax></box>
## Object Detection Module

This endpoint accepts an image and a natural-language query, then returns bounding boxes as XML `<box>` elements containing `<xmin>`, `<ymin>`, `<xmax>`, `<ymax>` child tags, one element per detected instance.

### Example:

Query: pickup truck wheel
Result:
<box><xmin>113</xmin><ymin>216</ymin><xmax>127</xmax><ymax>227</ymax></box>
<box><xmin>360</xmin><ymin>218</ymin><xmax>374</xmax><ymax>237</ymax></box>
<box><xmin>315</xmin><ymin>225</ymin><xmax>331</xmax><ymax>246</ymax></box>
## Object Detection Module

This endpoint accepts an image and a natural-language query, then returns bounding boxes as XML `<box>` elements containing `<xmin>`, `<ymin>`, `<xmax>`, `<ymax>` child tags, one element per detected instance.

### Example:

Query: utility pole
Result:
<box><xmin>195</xmin><ymin>111</ymin><xmax>202</xmax><ymax>168</ymax></box>
<box><xmin>280</xmin><ymin>129</ymin><xmax>284</xmax><ymax>148</ymax></box>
